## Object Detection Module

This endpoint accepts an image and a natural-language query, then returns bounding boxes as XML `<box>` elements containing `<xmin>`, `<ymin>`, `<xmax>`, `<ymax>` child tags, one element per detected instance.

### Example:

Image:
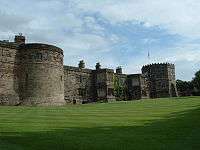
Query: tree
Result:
<box><xmin>192</xmin><ymin>70</ymin><xmax>200</xmax><ymax>95</ymax></box>
<box><xmin>176</xmin><ymin>80</ymin><xmax>194</xmax><ymax>96</ymax></box>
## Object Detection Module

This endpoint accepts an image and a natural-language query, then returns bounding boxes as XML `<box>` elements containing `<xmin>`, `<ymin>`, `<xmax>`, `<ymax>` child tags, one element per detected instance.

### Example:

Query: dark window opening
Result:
<box><xmin>78</xmin><ymin>88</ymin><xmax>86</xmax><ymax>97</ymax></box>
<box><xmin>60</xmin><ymin>76</ymin><xmax>63</xmax><ymax>81</ymax></box>
<box><xmin>108</xmin><ymin>88</ymin><xmax>114</xmax><ymax>96</ymax></box>
<box><xmin>73</xmin><ymin>100</ymin><xmax>76</xmax><ymax>104</ymax></box>
<box><xmin>80</xmin><ymin>76</ymin><xmax>82</xmax><ymax>83</ymax></box>
<box><xmin>25</xmin><ymin>73</ymin><xmax>28</xmax><ymax>87</ymax></box>
<box><xmin>25</xmin><ymin>73</ymin><xmax>28</xmax><ymax>81</ymax></box>
<box><xmin>162</xmin><ymin>83</ymin><xmax>166</xmax><ymax>89</ymax></box>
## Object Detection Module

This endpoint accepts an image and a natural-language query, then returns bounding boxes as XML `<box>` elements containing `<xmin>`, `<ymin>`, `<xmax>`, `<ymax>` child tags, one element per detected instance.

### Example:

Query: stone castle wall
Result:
<box><xmin>64</xmin><ymin>67</ymin><xmax>116</xmax><ymax>104</ymax></box>
<box><xmin>0</xmin><ymin>42</ymin><xmax>20</xmax><ymax>105</ymax></box>
<box><xmin>94</xmin><ymin>69</ymin><xmax>115</xmax><ymax>102</ymax></box>
<box><xmin>64</xmin><ymin>66</ymin><xmax>94</xmax><ymax>104</ymax></box>
<box><xmin>0</xmin><ymin>35</ymin><xmax>179</xmax><ymax>106</ymax></box>
<box><xmin>127</xmin><ymin>74</ymin><xmax>149</xmax><ymax>100</ymax></box>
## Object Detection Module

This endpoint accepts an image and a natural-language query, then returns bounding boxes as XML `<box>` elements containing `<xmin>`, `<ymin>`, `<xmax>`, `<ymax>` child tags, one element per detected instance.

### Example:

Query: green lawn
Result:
<box><xmin>0</xmin><ymin>97</ymin><xmax>200</xmax><ymax>150</ymax></box>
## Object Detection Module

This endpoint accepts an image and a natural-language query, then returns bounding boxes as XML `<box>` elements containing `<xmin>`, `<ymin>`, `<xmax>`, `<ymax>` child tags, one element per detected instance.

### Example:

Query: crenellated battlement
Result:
<box><xmin>0</xmin><ymin>41</ymin><xmax>19</xmax><ymax>49</ymax></box>
<box><xmin>18</xmin><ymin>43</ymin><xmax>63</xmax><ymax>54</ymax></box>
<box><xmin>142</xmin><ymin>63</ymin><xmax>175</xmax><ymax>69</ymax></box>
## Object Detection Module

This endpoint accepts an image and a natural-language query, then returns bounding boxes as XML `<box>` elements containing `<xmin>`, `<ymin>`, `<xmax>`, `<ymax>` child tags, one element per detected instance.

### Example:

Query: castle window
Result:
<box><xmin>4</xmin><ymin>50</ymin><xmax>11</xmax><ymax>57</ymax></box>
<box><xmin>25</xmin><ymin>73</ymin><xmax>28</xmax><ymax>81</ymax></box>
<box><xmin>80</xmin><ymin>76</ymin><xmax>82</xmax><ymax>83</ymax></box>
<box><xmin>157</xmin><ymin>82</ymin><xmax>162</xmax><ymax>88</ymax></box>
<box><xmin>36</xmin><ymin>53</ymin><xmax>43</xmax><ymax>60</ymax></box>
<box><xmin>78</xmin><ymin>88</ymin><xmax>86</xmax><ymax>96</ymax></box>
<box><xmin>25</xmin><ymin>73</ymin><xmax>28</xmax><ymax>87</ymax></box>
<box><xmin>60</xmin><ymin>76</ymin><xmax>63</xmax><ymax>81</ymax></box>
<box><xmin>161</xmin><ymin>83</ymin><xmax>166</xmax><ymax>89</ymax></box>
<box><xmin>29</xmin><ymin>54</ymin><xmax>34</xmax><ymax>60</ymax></box>
<box><xmin>43</xmin><ymin>52</ymin><xmax>48</xmax><ymax>60</ymax></box>
<box><xmin>73</xmin><ymin>99</ymin><xmax>76</xmax><ymax>104</ymax></box>
<box><xmin>108</xmin><ymin>88</ymin><xmax>114</xmax><ymax>96</ymax></box>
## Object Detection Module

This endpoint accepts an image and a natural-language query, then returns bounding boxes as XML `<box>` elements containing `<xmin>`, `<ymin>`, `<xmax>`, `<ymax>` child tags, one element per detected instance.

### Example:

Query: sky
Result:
<box><xmin>0</xmin><ymin>0</ymin><xmax>200</xmax><ymax>81</ymax></box>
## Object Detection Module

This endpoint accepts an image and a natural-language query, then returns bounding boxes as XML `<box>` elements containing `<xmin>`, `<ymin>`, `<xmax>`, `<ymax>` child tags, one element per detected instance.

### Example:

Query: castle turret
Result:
<box><xmin>78</xmin><ymin>60</ymin><xmax>85</xmax><ymax>69</ymax></box>
<box><xmin>142</xmin><ymin>63</ymin><xmax>178</xmax><ymax>98</ymax></box>
<box><xmin>18</xmin><ymin>43</ymin><xmax>65</xmax><ymax>106</ymax></box>
<box><xmin>14</xmin><ymin>33</ymin><xmax>25</xmax><ymax>44</ymax></box>
<box><xmin>96</xmin><ymin>62</ymin><xmax>101</xmax><ymax>70</ymax></box>
<box><xmin>116</xmin><ymin>66</ymin><xmax>122</xmax><ymax>74</ymax></box>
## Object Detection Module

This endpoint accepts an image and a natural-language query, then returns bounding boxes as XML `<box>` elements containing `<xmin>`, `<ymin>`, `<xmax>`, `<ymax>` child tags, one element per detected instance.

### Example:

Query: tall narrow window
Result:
<box><xmin>25</xmin><ymin>73</ymin><xmax>28</xmax><ymax>87</ymax></box>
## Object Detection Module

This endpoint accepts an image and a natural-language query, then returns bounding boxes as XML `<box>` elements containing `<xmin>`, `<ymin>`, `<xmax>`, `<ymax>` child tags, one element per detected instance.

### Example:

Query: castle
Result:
<box><xmin>0</xmin><ymin>35</ymin><xmax>178</xmax><ymax>106</ymax></box>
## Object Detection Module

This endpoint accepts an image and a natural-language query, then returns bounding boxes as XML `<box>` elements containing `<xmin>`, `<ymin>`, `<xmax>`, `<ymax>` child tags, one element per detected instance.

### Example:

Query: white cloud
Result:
<box><xmin>63</xmin><ymin>34</ymin><xmax>109</xmax><ymax>51</ymax></box>
<box><xmin>75</xmin><ymin>0</ymin><xmax>200</xmax><ymax>38</ymax></box>
<box><xmin>83</xmin><ymin>16</ymin><xmax>105</xmax><ymax>35</ymax></box>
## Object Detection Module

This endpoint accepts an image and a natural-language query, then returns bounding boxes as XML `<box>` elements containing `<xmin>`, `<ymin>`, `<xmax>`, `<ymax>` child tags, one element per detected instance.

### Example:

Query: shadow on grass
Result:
<box><xmin>0</xmin><ymin>108</ymin><xmax>200</xmax><ymax>150</ymax></box>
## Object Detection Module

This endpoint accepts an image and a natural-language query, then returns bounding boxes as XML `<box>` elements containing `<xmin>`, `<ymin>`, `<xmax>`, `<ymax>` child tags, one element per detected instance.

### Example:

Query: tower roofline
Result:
<box><xmin>142</xmin><ymin>62</ymin><xmax>175</xmax><ymax>69</ymax></box>
<box><xmin>18</xmin><ymin>43</ymin><xmax>63</xmax><ymax>54</ymax></box>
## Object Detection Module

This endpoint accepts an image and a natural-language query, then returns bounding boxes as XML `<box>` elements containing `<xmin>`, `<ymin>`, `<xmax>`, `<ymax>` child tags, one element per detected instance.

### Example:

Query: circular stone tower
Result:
<box><xmin>18</xmin><ymin>43</ymin><xmax>65</xmax><ymax>106</ymax></box>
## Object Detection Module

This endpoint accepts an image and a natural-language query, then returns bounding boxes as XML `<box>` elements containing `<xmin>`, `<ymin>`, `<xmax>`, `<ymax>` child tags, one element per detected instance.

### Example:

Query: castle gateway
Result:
<box><xmin>0</xmin><ymin>35</ymin><xmax>178</xmax><ymax>106</ymax></box>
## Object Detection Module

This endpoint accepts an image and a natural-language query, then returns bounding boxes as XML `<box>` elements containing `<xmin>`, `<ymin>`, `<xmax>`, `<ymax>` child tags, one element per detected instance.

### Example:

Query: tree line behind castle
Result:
<box><xmin>176</xmin><ymin>70</ymin><xmax>200</xmax><ymax>97</ymax></box>
<box><xmin>1</xmin><ymin>34</ymin><xmax>195</xmax><ymax>106</ymax></box>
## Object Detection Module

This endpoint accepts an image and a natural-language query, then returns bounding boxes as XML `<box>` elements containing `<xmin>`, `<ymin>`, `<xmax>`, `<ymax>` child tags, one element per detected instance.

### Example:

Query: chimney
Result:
<box><xmin>14</xmin><ymin>33</ymin><xmax>25</xmax><ymax>44</ymax></box>
<box><xmin>78</xmin><ymin>60</ymin><xmax>85</xmax><ymax>69</ymax></box>
<box><xmin>96</xmin><ymin>62</ymin><xmax>101</xmax><ymax>70</ymax></box>
<box><xmin>116</xmin><ymin>66</ymin><xmax>122</xmax><ymax>74</ymax></box>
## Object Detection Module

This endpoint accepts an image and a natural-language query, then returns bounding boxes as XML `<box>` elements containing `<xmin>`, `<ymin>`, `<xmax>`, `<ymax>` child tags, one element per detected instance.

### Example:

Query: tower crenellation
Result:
<box><xmin>14</xmin><ymin>33</ymin><xmax>26</xmax><ymax>44</ymax></box>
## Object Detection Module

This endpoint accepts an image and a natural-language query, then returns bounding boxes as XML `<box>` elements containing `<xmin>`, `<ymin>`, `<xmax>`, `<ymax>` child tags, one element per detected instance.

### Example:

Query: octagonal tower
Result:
<box><xmin>142</xmin><ymin>63</ymin><xmax>178</xmax><ymax>98</ymax></box>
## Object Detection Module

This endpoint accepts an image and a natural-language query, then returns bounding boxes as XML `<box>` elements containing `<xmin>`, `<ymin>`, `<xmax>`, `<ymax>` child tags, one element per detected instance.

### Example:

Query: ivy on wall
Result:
<box><xmin>114</xmin><ymin>75</ymin><xmax>127</xmax><ymax>101</ymax></box>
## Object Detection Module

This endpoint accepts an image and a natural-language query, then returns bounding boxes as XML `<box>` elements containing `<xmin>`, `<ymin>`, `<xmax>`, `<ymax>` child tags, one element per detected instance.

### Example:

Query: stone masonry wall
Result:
<box><xmin>127</xmin><ymin>74</ymin><xmax>143</xmax><ymax>100</ymax></box>
<box><xmin>18</xmin><ymin>43</ymin><xmax>65</xmax><ymax>106</ymax></box>
<box><xmin>94</xmin><ymin>69</ymin><xmax>115</xmax><ymax>102</ymax></box>
<box><xmin>142</xmin><ymin>63</ymin><xmax>178</xmax><ymax>98</ymax></box>
<box><xmin>0</xmin><ymin>42</ymin><xmax>20</xmax><ymax>105</ymax></box>
<box><xmin>64</xmin><ymin>66</ymin><xmax>94</xmax><ymax>104</ymax></box>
